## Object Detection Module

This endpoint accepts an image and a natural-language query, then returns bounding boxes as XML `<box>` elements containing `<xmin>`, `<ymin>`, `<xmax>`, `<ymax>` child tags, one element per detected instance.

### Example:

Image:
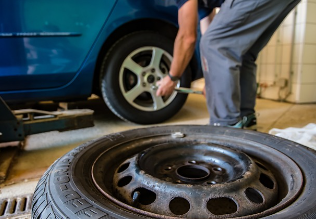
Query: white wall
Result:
<box><xmin>256</xmin><ymin>0</ymin><xmax>316</xmax><ymax>103</ymax></box>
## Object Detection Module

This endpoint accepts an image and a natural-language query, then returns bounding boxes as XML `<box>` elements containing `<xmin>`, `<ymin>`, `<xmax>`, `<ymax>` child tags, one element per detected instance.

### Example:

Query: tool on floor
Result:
<box><xmin>152</xmin><ymin>86</ymin><xmax>203</xmax><ymax>95</ymax></box>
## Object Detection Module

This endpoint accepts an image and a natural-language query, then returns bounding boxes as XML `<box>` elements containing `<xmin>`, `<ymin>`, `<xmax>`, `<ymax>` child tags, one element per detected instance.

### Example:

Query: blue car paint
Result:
<box><xmin>0</xmin><ymin>0</ymin><xmax>118</xmax><ymax>90</ymax></box>
<box><xmin>0</xmin><ymin>0</ymin><xmax>202</xmax><ymax>103</ymax></box>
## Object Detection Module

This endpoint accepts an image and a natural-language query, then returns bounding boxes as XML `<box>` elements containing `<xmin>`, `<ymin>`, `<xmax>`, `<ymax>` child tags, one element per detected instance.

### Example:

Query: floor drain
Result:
<box><xmin>0</xmin><ymin>195</ymin><xmax>32</xmax><ymax>219</ymax></box>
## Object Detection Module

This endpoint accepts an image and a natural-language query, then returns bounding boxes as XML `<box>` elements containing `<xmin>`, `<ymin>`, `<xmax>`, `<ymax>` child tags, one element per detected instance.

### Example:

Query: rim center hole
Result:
<box><xmin>146</xmin><ymin>75</ymin><xmax>155</xmax><ymax>83</ymax></box>
<box><xmin>176</xmin><ymin>165</ymin><xmax>210</xmax><ymax>182</ymax></box>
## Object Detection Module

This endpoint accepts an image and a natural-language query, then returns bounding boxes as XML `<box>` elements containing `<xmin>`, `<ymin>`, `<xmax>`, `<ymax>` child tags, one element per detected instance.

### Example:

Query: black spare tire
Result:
<box><xmin>31</xmin><ymin>126</ymin><xmax>316</xmax><ymax>219</ymax></box>
<box><xmin>99</xmin><ymin>31</ymin><xmax>191</xmax><ymax>124</ymax></box>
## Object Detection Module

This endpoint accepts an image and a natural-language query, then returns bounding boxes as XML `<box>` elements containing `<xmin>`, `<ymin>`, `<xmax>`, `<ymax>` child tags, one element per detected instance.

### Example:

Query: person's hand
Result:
<box><xmin>203</xmin><ymin>86</ymin><xmax>206</xmax><ymax>98</ymax></box>
<box><xmin>156</xmin><ymin>75</ymin><xmax>177</xmax><ymax>96</ymax></box>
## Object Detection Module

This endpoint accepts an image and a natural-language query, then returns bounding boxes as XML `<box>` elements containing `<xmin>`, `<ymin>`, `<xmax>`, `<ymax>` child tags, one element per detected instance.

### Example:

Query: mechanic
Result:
<box><xmin>156</xmin><ymin>0</ymin><xmax>300</xmax><ymax>128</ymax></box>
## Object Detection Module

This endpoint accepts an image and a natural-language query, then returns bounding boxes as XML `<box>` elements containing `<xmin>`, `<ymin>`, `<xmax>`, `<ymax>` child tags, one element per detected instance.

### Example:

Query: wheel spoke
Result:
<box><xmin>150</xmin><ymin>47</ymin><xmax>164</xmax><ymax>69</ymax></box>
<box><xmin>152</xmin><ymin>94</ymin><xmax>166</xmax><ymax>110</ymax></box>
<box><xmin>124</xmin><ymin>85</ymin><xmax>145</xmax><ymax>102</ymax></box>
<box><xmin>123</xmin><ymin>57</ymin><xmax>143</xmax><ymax>76</ymax></box>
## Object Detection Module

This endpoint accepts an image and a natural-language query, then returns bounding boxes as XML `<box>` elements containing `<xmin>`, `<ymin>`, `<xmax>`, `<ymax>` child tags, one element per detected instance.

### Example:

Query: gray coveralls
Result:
<box><xmin>197</xmin><ymin>0</ymin><xmax>301</xmax><ymax>126</ymax></box>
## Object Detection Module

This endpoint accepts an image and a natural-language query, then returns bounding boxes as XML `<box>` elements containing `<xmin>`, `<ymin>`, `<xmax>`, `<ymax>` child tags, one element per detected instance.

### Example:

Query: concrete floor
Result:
<box><xmin>0</xmin><ymin>81</ymin><xmax>316</xmax><ymax>218</ymax></box>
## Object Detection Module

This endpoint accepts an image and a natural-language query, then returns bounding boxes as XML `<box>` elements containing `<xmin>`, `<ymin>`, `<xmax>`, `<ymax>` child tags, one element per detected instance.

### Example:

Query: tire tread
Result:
<box><xmin>32</xmin><ymin>161</ymin><xmax>64</xmax><ymax>219</ymax></box>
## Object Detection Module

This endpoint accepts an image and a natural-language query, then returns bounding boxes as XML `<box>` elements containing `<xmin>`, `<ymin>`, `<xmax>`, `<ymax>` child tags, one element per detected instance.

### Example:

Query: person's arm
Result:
<box><xmin>156</xmin><ymin>0</ymin><xmax>198</xmax><ymax>96</ymax></box>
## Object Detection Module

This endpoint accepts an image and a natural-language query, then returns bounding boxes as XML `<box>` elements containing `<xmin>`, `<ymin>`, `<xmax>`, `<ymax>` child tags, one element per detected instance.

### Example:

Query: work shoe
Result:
<box><xmin>243</xmin><ymin>113</ymin><xmax>257</xmax><ymax>131</ymax></box>
<box><xmin>213</xmin><ymin>117</ymin><xmax>246</xmax><ymax>129</ymax></box>
<box><xmin>228</xmin><ymin>119</ymin><xmax>245</xmax><ymax>129</ymax></box>
<box><xmin>213</xmin><ymin>113</ymin><xmax>257</xmax><ymax>129</ymax></box>
<box><xmin>212</xmin><ymin>120</ymin><xmax>244</xmax><ymax>128</ymax></box>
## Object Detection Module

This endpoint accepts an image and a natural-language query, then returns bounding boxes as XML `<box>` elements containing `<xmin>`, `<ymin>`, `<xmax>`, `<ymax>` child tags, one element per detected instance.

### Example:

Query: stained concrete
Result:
<box><xmin>0</xmin><ymin>148</ymin><xmax>18</xmax><ymax>183</ymax></box>
<box><xmin>0</xmin><ymin>81</ymin><xmax>315</xmax><ymax>216</ymax></box>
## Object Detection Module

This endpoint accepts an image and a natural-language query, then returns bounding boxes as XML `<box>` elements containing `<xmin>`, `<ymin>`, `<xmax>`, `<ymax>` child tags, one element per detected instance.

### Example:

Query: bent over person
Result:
<box><xmin>156</xmin><ymin>0</ymin><xmax>301</xmax><ymax>129</ymax></box>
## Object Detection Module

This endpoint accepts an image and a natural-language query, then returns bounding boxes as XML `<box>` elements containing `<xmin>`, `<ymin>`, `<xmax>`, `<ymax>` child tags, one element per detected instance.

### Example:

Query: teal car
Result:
<box><xmin>0</xmin><ymin>0</ymin><xmax>203</xmax><ymax>124</ymax></box>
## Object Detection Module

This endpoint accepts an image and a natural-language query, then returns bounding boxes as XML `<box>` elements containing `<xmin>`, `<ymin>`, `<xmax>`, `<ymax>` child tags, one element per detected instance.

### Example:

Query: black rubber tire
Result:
<box><xmin>31</xmin><ymin>126</ymin><xmax>316</xmax><ymax>219</ymax></box>
<box><xmin>99</xmin><ymin>31</ymin><xmax>191</xmax><ymax>124</ymax></box>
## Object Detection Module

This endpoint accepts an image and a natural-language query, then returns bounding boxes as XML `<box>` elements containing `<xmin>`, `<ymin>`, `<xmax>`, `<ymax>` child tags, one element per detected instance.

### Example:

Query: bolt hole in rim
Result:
<box><xmin>91</xmin><ymin>128</ymin><xmax>304</xmax><ymax>218</ymax></box>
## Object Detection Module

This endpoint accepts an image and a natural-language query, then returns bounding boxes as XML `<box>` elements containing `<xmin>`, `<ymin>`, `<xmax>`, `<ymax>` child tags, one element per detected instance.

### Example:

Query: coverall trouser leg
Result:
<box><xmin>200</xmin><ymin>0</ymin><xmax>301</xmax><ymax>126</ymax></box>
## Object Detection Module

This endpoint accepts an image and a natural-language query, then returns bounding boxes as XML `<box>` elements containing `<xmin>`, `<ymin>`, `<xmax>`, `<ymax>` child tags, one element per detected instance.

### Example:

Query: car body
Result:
<box><xmin>0</xmin><ymin>0</ymin><xmax>203</xmax><ymax>124</ymax></box>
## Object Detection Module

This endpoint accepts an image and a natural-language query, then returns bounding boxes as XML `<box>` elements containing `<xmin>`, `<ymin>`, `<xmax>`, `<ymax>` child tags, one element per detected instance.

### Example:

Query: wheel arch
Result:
<box><xmin>92</xmin><ymin>18</ymin><xmax>200</xmax><ymax>95</ymax></box>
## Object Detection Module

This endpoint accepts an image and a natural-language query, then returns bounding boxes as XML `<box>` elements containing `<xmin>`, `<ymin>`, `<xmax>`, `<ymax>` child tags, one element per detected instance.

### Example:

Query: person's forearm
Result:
<box><xmin>155</xmin><ymin>0</ymin><xmax>197</xmax><ymax>97</ymax></box>
<box><xmin>169</xmin><ymin>31</ymin><xmax>196</xmax><ymax>78</ymax></box>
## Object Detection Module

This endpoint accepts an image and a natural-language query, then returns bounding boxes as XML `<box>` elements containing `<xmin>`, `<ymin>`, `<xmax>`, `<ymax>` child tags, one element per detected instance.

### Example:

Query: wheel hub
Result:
<box><xmin>119</xmin><ymin>46</ymin><xmax>179</xmax><ymax>112</ymax></box>
<box><xmin>113</xmin><ymin>143</ymin><xmax>279</xmax><ymax>218</ymax></box>
<box><xmin>145</xmin><ymin>73</ymin><xmax>156</xmax><ymax>84</ymax></box>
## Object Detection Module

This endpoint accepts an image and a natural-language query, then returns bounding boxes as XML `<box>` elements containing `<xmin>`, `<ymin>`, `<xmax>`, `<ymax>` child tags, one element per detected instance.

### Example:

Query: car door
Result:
<box><xmin>0</xmin><ymin>0</ymin><xmax>117</xmax><ymax>91</ymax></box>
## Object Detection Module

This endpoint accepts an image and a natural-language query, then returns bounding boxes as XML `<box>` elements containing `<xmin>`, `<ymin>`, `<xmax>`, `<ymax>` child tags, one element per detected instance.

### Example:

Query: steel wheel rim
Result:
<box><xmin>119</xmin><ymin>46</ymin><xmax>179</xmax><ymax>112</ymax></box>
<box><xmin>91</xmin><ymin>128</ymin><xmax>303</xmax><ymax>218</ymax></box>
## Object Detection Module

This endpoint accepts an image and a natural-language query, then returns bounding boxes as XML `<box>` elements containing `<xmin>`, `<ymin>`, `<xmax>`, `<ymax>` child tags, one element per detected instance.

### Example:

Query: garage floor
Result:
<box><xmin>0</xmin><ymin>80</ymin><xmax>316</xmax><ymax>218</ymax></box>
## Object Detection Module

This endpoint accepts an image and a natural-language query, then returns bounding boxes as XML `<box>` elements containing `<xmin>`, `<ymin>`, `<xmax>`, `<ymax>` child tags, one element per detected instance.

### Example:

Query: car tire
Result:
<box><xmin>99</xmin><ymin>31</ymin><xmax>191</xmax><ymax>124</ymax></box>
<box><xmin>31</xmin><ymin>126</ymin><xmax>316</xmax><ymax>219</ymax></box>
